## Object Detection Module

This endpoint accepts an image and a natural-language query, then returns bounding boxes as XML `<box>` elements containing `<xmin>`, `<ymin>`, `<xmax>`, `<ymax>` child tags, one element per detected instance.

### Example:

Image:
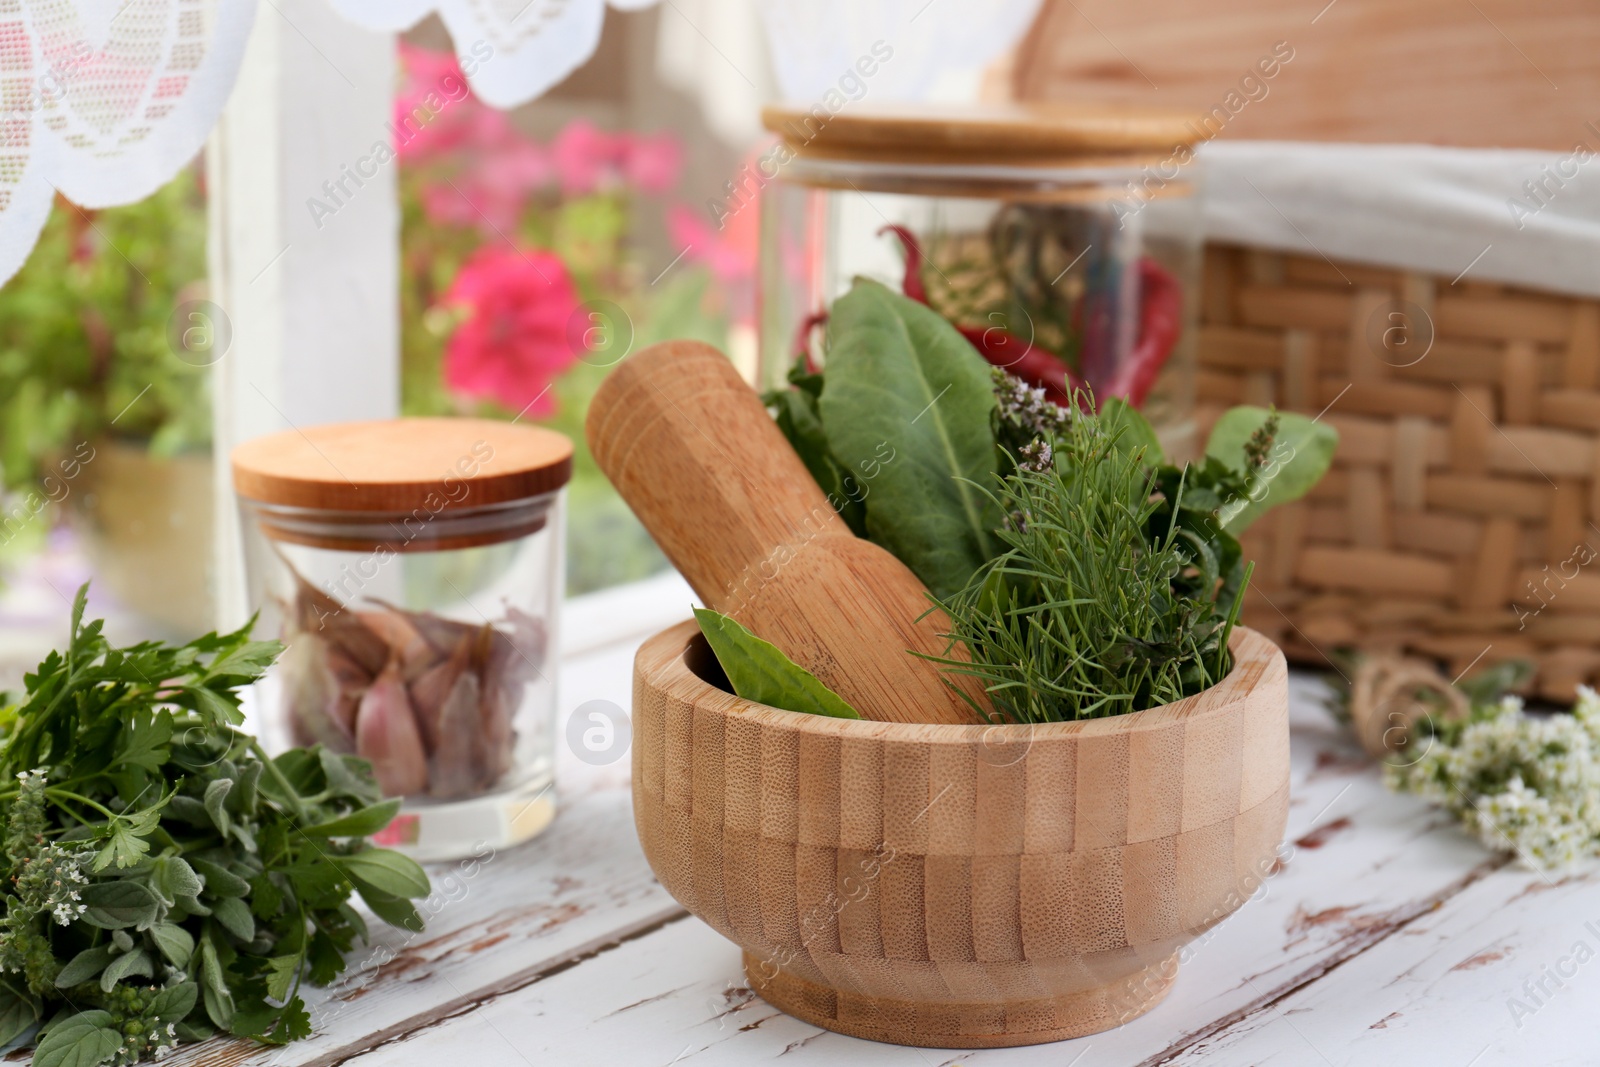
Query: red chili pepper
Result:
<box><xmin>877</xmin><ymin>225</ymin><xmax>1083</xmax><ymax>403</ymax></box>
<box><xmin>1101</xmin><ymin>257</ymin><xmax>1183</xmax><ymax>407</ymax></box>
<box><xmin>791</xmin><ymin>309</ymin><xmax>830</xmax><ymax>374</ymax></box>
<box><xmin>953</xmin><ymin>322</ymin><xmax>1081</xmax><ymax>406</ymax></box>
<box><xmin>879</xmin><ymin>224</ymin><xmax>929</xmax><ymax>304</ymax></box>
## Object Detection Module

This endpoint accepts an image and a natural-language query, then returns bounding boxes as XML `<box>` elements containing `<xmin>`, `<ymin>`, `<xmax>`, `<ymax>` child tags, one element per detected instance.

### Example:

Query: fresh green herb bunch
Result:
<box><xmin>929</xmin><ymin>396</ymin><xmax>1247</xmax><ymax>723</ymax></box>
<box><xmin>0</xmin><ymin>586</ymin><xmax>430</xmax><ymax>1064</ymax></box>
<box><xmin>765</xmin><ymin>281</ymin><xmax>1338</xmax><ymax>725</ymax></box>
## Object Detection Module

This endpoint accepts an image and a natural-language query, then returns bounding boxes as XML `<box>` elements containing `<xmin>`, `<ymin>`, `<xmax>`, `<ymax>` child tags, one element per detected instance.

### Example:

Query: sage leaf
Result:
<box><xmin>53</xmin><ymin>946</ymin><xmax>113</xmax><ymax>989</ymax></box>
<box><xmin>204</xmin><ymin>777</ymin><xmax>234</xmax><ymax>836</ymax></box>
<box><xmin>319</xmin><ymin>748</ymin><xmax>380</xmax><ymax>804</ymax></box>
<box><xmin>0</xmin><ymin>982</ymin><xmax>38</xmax><ymax>1048</ymax></box>
<box><xmin>335</xmin><ymin>849</ymin><xmax>431</xmax><ymax>899</ymax></box>
<box><xmin>211</xmin><ymin>896</ymin><xmax>255</xmax><ymax>942</ymax></box>
<box><xmin>1206</xmin><ymin>407</ymin><xmax>1339</xmax><ymax>534</ymax></box>
<box><xmin>200</xmin><ymin>934</ymin><xmax>234</xmax><ymax>1029</ymax></box>
<box><xmin>165</xmin><ymin>795</ymin><xmax>211</xmax><ymax>826</ymax></box>
<box><xmin>300</xmin><ymin>798</ymin><xmax>402</xmax><ymax>839</ymax></box>
<box><xmin>189</xmin><ymin>857</ymin><xmax>250</xmax><ymax>898</ymax></box>
<box><xmin>146</xmin><ymin>983</ymin><xmax>198</xmax><ymax>1025</ymax></box>
<box><xmin>98</xmin><ymin>948</ymin><xmax>152</xmax><ymax>992</ymax></box>
<box><xmin>150</xmin><ymin>855</ymin><xmax>204</xmax><ymax>907</ymax></box>
<box><xmin>149</xmin><ymin>923</ymin><xmax>195</xmax><ymax>968</ymax></box>
<box><xmin>354</xmin><ymin>887</ymin><xmax>425</xmax><ymax>934</ymax></box>
<box><xmin>694</xmin><ymin>608</ymin><xmax>861</xmax><ymax>719</ymax></box>
<box><xmin>820</xmin><ymin>278</ymin><xmax>1000</xmax><ymax>597</ymax></box>
<box><xmin>236</xmin><ymin>759</ymin><xmax>263</xmax><ymax>814</ymax></box>
<box><xmin>31</xmin><ymin>1011</ymin><xmax>120</xmax><ymax>1067</ymax></box>
<box><xmin>79</xmin><ymin>881</ymin><xmax>159</xmax><ymax>930</ymax></box>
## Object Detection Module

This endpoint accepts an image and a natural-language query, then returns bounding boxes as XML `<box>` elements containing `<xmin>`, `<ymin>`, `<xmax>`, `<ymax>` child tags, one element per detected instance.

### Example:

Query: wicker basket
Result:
<box><xmin>1197</xmin><ymin>243</ymin><xmax>1600</xmax><ymax>703</ymax></box>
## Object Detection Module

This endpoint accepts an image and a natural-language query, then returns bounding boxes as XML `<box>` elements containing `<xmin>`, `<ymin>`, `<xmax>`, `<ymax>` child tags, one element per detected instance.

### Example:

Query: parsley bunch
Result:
<box><xmin>0</xmin><ymin>586</ymin><xmax>430</xmax><ymax>1065</ymax></box>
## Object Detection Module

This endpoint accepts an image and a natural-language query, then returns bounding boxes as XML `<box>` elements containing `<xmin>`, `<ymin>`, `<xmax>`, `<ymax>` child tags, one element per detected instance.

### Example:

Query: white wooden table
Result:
<box><xmin>169</xmin><ymin>574</ymin><xmax>1587</xmax><ymax>1067</ymax></box>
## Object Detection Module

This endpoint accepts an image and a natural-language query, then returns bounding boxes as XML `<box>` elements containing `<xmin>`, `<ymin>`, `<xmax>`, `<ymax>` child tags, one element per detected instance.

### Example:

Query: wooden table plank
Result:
<box><xmin>319</xmin><ymin>675</ymin><xmax>1550</xmax><ymax>1066</ymax></box>
<box><xmin>1153</xmin><ymin>850</ymin><xmax>1596</xmax><ymax>1066</ymax></box>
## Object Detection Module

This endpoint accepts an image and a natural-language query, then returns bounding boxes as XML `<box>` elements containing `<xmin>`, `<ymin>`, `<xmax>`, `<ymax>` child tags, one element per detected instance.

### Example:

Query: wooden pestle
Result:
<box><xmin>586</xmin><ymin>339</ymin><xmax>986</xmax><ymax>725</ymax></box>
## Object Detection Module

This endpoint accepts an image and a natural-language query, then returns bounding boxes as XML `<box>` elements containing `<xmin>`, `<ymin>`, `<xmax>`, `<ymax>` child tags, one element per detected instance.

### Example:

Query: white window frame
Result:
<box><xmin>207</xmin><ymin>0</ymin><xmax>401</xmax><ymax>629</ymax></box>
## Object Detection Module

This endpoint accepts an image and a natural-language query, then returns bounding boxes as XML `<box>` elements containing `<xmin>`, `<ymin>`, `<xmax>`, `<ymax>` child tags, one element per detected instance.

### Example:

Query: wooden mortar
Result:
<box><xmin>587</xmin><ymin>339</ymin><xmax>986</xmax><ymax>726</ymax></box>
<box><xmin>632</xmin><ymin>621</ymin><xmax>1291</xmax><ymax>1048</ymax></box>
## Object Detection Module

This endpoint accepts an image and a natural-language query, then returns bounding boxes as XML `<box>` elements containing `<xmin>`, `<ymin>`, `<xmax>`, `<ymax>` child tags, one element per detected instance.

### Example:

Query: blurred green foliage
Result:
<box><xmin>0</xmin><ymin>164</ymin><xmax>209</xmax><ymax>560</ymax></box>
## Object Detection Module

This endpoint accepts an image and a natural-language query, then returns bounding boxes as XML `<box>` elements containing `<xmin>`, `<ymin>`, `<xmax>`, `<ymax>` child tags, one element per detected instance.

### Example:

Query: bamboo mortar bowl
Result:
<box><xmin>632</xmin><ymin>621</ymin><xmax>1290</xmax><ymax>1048</ymax></box>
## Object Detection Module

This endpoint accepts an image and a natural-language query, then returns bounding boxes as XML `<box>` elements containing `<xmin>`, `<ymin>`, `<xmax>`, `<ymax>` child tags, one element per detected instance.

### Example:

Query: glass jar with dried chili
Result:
<box><xmin>232</xmin><ymin>418</ymin><xmax>570</xmax><ymax>861</ymax></box>
<box><xmin>759</xmin><ymin>101</ymin><xmax>1202</xmax><ymax>456</ymax></box>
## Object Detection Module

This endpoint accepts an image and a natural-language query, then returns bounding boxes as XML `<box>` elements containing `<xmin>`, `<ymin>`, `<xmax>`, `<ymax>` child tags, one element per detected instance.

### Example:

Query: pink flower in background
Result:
<box><xmin>421</xmin><ymin>140</ymin><xmax>553</xmax><ymax>233</ymax></box>
<box><xmin>550</xmin><ymin>122</ymin><xmax>683</xmax><ymax>197</ymax></box>
<box><xmin>394</xmin><ymin>44</ymin><xmax>482</xmax><ymax>163</ymax></box>
<box><xmin>441</xmin><ymin>246</ymin><xmax>585</xmax><ymax>416</ymax></box>
<box><xmin>623</xmin><ymin>132</ymin><xmax>682</xmax><ymax>194</ymax></box>
<box><xmin>667</xmin><ymin>202</ymin><xmax>757</xmax><ymax>287</ymax></box>
<box><xmin>551</xmin><ymin>119</ymin><xmax>621</xmax><ymax>196</ymax></box>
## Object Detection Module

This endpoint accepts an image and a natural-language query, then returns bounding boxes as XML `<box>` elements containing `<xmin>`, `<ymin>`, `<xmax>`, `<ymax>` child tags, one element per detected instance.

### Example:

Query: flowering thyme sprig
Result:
<box><xmin>1016</xmin><ymin>438</ymin><xmax>1053</xmax><ymax>474</ymax></box>
<box><xmin>993</xmin><ymin>366</ymin><xmax>1070</xmax><ymax>443</ymax></box>
<box><xmin>1388</xmin><ymin>687</ymin><xmax>1600</xmax><ymax>869</ymax></box>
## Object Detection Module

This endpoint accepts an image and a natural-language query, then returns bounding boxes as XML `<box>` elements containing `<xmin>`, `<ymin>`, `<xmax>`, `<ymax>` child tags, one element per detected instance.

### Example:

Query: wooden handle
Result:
<box><xmin>586</xmin><ymin>340</ymin><xmax>848</xmax><ymax>600</ymax></box>
<box><xmin>587</xmin><ymin>340</ymin><xmax>983</xmax><ymax>725</ymax></box>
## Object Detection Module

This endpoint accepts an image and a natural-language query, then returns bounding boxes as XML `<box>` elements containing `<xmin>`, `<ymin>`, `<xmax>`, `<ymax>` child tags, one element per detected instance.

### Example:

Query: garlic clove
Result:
<box><xmin>280</xmin><ymin>631</ymin><xmax>351</xmax><ymax>750</ymax></box>
<box><xmin>408</xmin><ymin>633</ymin><xmax>471</xmax><ymax>753</ymax></box>
<box><xmin>479</xmin><ymin>678</ymin><xmax>517</xmax><ymax>785</ymax></box>
<box><xmin>428</xmin><ymin>669</ymin><xmax>484</xmax><ymax>799</ymax></box>
<box><xmin>354</xmin><ymin>659</ymin><xmax>430</xmax><ymax>797</ymax></box>
<box><xmin>360</xmin><ymin>608</ymin><xmax>439</xmax><ymax>683</ymax></box>
<box><xmin>366</xmin><ymin>597</ymin><xmax>480</xmax><ymax>657</ymax></box>
<box><xmin>323</xmin><ymin>643</ymin><xmax>372</xmax><ymax>737</ymax></box>
<box><xmin>294</xmin><ymin>580</ymin><xmax>389</xmax><ymax>676</ymax></box>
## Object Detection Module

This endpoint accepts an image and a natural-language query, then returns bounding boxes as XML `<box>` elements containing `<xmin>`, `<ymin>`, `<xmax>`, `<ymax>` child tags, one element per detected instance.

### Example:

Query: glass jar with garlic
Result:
<box><xmin>232</xmin><ymin>418</ymin><xmax>570</xmax><ymax>861</ymax></box>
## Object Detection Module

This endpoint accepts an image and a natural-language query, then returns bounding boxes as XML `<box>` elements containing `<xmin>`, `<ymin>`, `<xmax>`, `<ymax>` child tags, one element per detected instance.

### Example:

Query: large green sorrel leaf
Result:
<box><xmin>819</xmin><ymin>279</ymin><xmax>1000</xmax><ymax>598</ymax></box>
<box><xmin>694</xmin><ymin>609</ymin><xmax>861</xmax><ymax>719</ymax></box>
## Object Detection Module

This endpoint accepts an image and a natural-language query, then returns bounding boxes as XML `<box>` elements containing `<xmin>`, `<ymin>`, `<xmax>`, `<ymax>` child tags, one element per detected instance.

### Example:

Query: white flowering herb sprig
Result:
<box><xmin>1387</xmin><ymin>686</ymin><xmax>1600</xmax><ymax>870</ymax></box>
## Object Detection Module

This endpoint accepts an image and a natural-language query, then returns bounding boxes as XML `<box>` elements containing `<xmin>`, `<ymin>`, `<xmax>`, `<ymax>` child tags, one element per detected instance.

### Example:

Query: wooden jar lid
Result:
<box><xmin>761</xmin><ymin>101</ymin><xmax>1198</xmax><ymax>167</ymax></box>
<box><xmin>231</xmin><ymin>418</ymin><xmax>573</xmax><ymax>513</ymax></box>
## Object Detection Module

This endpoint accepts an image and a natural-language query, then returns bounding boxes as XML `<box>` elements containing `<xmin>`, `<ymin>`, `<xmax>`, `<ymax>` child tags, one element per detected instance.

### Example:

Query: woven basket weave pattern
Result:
<box><xmin>1198</xmin><ymin>244</ymin><xmax>1600</xmax><ymax>702</ymax></box>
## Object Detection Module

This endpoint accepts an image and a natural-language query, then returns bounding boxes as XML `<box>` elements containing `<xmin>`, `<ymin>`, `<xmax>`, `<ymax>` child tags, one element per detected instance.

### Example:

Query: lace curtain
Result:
<box><xmin>0</xmin><ymin>0</ymin><xmax>256</xmax><ymax>283</ymax></box>
<box><xmin>0</xmin><ymin>0</ymin><xmax>1042</xmax><ymax>284</ymax></box>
